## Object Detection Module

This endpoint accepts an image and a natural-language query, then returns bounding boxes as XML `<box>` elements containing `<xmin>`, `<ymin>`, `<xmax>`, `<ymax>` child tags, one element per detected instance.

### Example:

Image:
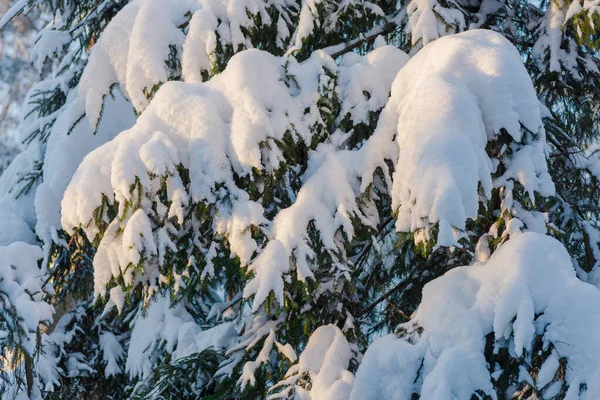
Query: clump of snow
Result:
<box><xmin>30</xmin><ymin>28</ymin><xmax>71</xmax><ymax>72</ymax></box>
<box><xmin>350</xmin><ymin>232</ymin><xmax>600</xmax><ymax>399</ymax></box>
<box><xmin>270</xmin><ymin>324</ymin><xmax>356</xmax><ymax>400</ymax></box>
<box><xmin>405</xmin><ymin>0</ymin><xmax>465</xmax><ymax>47</ymax></box>
<box><xmin>290</xmin><ymin>1</ymin><xmax>385</xmax><ymax>55</ymax></box>
<box><xmin>78</xmin><ymin>0</ymin><xmax>298</xmax><ymax>128</ymax></box>
<box><xmin>0</xmin><ymin>144</ymin><xmax>43</xmax><ymax>246</ymax></box>
<box><xmin>0</xmin><ymin>242</ymin><xmax>52</xmax><ymax>356</ymax></box>
<box><xmin>337</xmin><ymin>46</ymin><xmax>410</xmax><ymax>127</ymax></box>
<box><xmin>78</xmin><ymin>1</ymin><xmax>142</xmax><ymax>128</ymax></box>
<box><xmin>370</xmin><ymin>30</ymin><xmax>553</xmax><ymax>246</ymax></box>
<box><xmin>126</xmin><ymin>295</ymin><xmax>237</xmax><ymax>380</ymax></box>
<box><xmin>99</xmin><ymin>332</ymin><xmax>125</xmax><ymax>377</ymax></box>
<box><xmin>35</xmin><ymin>86</ymin><xmax>135</xmax><ymax>248</ymax></box>
<box><xmin>532</xmin><ymin>0</ymin><xmax>597</xmax><ymax>77</ymax></box>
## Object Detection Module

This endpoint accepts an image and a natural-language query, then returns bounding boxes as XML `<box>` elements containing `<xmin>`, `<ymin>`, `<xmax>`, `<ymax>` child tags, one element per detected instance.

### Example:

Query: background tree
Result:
<box><xmin>0</xmin><ymin>0</ymin><xmax>41</xmax><ymax>174</ymax></box>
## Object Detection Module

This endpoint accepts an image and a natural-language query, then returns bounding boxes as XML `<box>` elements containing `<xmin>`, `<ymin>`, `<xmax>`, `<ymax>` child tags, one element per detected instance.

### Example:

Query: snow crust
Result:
<box><xmin>350</xmin><ymin>233</ymin><xmax>600</xmax><ymax>399</ymax></box>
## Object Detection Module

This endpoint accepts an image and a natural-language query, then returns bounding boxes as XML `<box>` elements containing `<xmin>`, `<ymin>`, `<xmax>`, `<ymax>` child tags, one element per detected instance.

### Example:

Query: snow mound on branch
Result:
<box><xmin>126</xmin><ymin>295</ymin><xmax>236</xmax><ymax>380</ymax></box>
<box><xmin>350</xmin><ymin>232</ymin><xmax>600</xmax><ymax>399</ymax></box>
<box><xmin>79</xmin><ymin>0</ymin><xmax>297</xmax><ymax>128</ymax></box>
<box><xmin>374</xmin><ymin>30</ymin><xmax>553</xmax><ymax>246</ymax></box>
<box><xmin>0</xmin><ymin>242</ymin><xmax>51</xmax><ymax>356</ymax></box>
<box><xmin>405</xmin><ymin>0</ymin><xmax>465</xmax><ymax>47</ymax></box>
<box><xmin>0</xmin><ymin>144</ymin><xmax>42</xmax><ymax>246</ymax></box>
<box><xmin>35</xmin><ymin>86</ymin><xmax>135</xmax><ymax>246</ymax></box>
<box><xmin>64</xmin><ymin>50</ymin><xmax>303</xmax><ymax>298</ymax></box>
<box><xmin>295</xmin><ymin>325</ymin><xmax>355</xmax><ymax>399</ymax></box>
<box><xmin>244</xmin><ymin>143</ymin><xmax>376</xmax><ymax>309</ymax></box>
<box><xmin>243</xmin><ymin>48</ymin><xmax>408</xmax><ymax>310</ymax></box>
<box><xmin>531</xmin><ymin>0</ymin><xmax>600</xmax><ymax>78</ymax></box>
<box><xmin>270</xmin><ymin>324</ymin><xmax>356</xmax><ymax>400</ymax></box>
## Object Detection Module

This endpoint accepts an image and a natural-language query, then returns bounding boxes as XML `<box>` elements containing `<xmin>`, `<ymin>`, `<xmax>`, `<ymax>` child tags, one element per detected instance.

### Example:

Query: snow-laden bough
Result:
<box><xmin>350</xmin><ymin>233</ymin><xmax>600</xmax><ymax>399</ymax></box>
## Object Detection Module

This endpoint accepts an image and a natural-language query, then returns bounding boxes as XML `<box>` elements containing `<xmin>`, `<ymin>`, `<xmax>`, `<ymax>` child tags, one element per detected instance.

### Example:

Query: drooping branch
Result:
<box><xmin>325</xmin><ymin>22</ymin><xmax>397</xmax><ymax>59</ymax></box>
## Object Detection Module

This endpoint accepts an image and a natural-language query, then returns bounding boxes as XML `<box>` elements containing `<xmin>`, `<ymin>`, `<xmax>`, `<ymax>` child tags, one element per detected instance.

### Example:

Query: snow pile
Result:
<box><xmin>270</xmin><ymin>324</ymin><xmax>357</xmax><ymax>400</ymax></box>
<box><xmin>0</xmin><ymin>242</ymin><xmax>52</xmax><ymax>356</ymax></box>
<box><xmin>350</xmin><ymin>232</ymin><xmax>600</xmax><ymax>399</ymax></box>
<box><xmin>372</xmin><ymin>30</ymin><xmax>553</xmax><ymax>246</ymax></box>
<box><xmin>79</xmin><ymin>0</ymin><xmax>298</xmax><ymax>128</ymax></box>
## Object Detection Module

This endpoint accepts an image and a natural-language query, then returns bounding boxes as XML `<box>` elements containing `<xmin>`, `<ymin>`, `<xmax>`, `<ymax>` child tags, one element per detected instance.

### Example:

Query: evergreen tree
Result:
<box><xmin>1</xmin><ymin>0</ymin><xmax>600</xmax><ymax>399</ymax></box>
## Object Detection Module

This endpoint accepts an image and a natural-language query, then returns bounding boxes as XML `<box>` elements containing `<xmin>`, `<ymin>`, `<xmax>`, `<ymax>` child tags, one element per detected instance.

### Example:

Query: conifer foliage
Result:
<box><xmin>1</xmin><ymin>0</ymin><xmax>600</xmax><ymax>399</ymax></box>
